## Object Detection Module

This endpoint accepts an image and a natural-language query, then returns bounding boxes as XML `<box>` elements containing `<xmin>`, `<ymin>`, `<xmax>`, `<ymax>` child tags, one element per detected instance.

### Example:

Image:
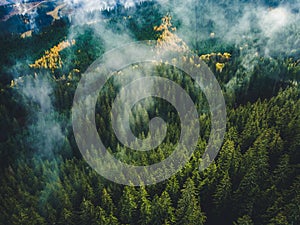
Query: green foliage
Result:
<box><xmin>0</xmin><ymin>2</ymin><xmax>299</xmax><ymax>225</ymax></box>
<box><xmin>176</xmin><ymin>178</ymin><xmax>206</xmax><ymax>225</ymax></box>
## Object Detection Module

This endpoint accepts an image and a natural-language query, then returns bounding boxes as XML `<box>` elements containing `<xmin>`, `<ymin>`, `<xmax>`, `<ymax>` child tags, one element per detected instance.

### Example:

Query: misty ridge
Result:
<box><xmin>60</xmin><ymin>0</ymin><xmax>300</xmax><ymax>57</ymax></box>
<box><xmin>1</xmin><ymin>0</ymin><xmax>298</xmax><ymax>165</ymax></box>
<box><xmin>2</xmin><ymin>0</ymin><xmax>298</xmax><ymax>171</ymax></box>
<box><xmin>0</xmin><ymin>0</ymin><xmax>299</xmax><ymax>225</ymax></box>
<box><xmin>4</xmin><ymin>0</ymin><xmax>299</xmax><ymax>76</ymax></box>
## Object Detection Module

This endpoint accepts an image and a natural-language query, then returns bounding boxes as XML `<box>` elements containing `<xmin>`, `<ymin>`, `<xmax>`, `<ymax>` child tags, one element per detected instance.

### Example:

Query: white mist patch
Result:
<box><xmin>260</xmin><ymin>7</ymin><xmax>290</xmax><ymax>37</ymax></box>
<box><xmin>14</xmin><ymin>0</ymin><xmax>39</xmax><ymax>30</ymax></box>
<box><xmin>22</xmin><ymin>76</ymin><xmax>52</xmax><ymax>113</ymax></box>
<box><xmin>64</xmin><ymin>0</ymin><xmax>144</xmax><ymax>12</ymax></box>
<box><xmin>65</xmin><ymin>0</ymin><xmax>116</xmax><ymax>11</ymax></box>
<box><xmin>20</xmin><ymin>76</ymin><xmax>64</xmax><ymax>157</ymax></box>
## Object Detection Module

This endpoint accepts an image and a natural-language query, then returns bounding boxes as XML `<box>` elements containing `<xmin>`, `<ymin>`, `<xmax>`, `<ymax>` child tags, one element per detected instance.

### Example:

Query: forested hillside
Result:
<box><xmin>0</xmin><ymin>0</ymin><xmax>299</xmax><ymax>224</ymax></box>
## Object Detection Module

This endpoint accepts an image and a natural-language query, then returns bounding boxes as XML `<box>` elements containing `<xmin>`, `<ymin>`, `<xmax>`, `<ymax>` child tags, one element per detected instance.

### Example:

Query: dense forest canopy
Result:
<box><xmin>0</xmin><ymin>0</ymin><xmax>299</xmax><ymax>224</ymax></box>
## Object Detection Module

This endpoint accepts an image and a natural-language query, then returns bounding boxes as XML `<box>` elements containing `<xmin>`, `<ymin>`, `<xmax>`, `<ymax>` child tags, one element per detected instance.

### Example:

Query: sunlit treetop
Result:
<box><xmin>153</xmin><ymin>14</ymin><xmax>232</xmax><ymax>73</ymax></box>
<box><xmin>200</xmin><ymin>52</ymin><xmax>231</xmax><ymax>73</ymax></box>
<box><xmin>216</xmin><ymin>62</ymin><xmax>225</xmax><ymax>72</ymax></box>
<box><xmin>200</xmin><ymin>52</ymin><xmax>231</xmax><ymax>61</ymax></box>
<box><xmin>154</xmin><ymin>14</ymin><xmax>189</xmax><ymax>53</ymax></box>
<box><xmin>29</xmin><ymin>40</ymin><xmax>76</xmax><ymax>72</ymax></box>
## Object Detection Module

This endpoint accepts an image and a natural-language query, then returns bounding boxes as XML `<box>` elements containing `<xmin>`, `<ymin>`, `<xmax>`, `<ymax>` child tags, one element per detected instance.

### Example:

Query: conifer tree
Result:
<box><xmin>119</xmin><ymin>186</ymin><xmax>138</xmax><ymax>224</ymax></box>
<box><xmin>138</xmin><ymin>186</ymin><xmax>152</xmax><ymax>225</ymax></box>
<box><xmin>151</xmin><ymin>191</ymin><xmax>175</xmax><ymax>225</ymax></box>
<box><xmin>176</xmin><ymin>178</ymin><xmax>206</xmax><ymax>225</ymax></box>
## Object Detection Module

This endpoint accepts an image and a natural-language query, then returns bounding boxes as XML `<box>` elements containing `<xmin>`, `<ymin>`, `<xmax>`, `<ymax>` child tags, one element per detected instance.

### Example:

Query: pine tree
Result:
<box><xmin>79</xmin><ymin>199</ymin><xmax>97</xmax><ymax>225</ymax></box>
<box><xmin>214</xmin><ymin>171</ymin><xmax>232</xmax><ymax>213</ymax></box>
<box><xmin>150</xmin><ymin>191</ymin><xmax>175</xmax><ymax>225</ymax></box>
<box><xmin>165</xmin><ymin>175</ymin><xmax>180</xmax><ymax>203</ymax></box>
<box><xmin>234</xmin><ymin>215</ymin><xmax>254</xmax><ymax>225</ymax></box>
<box><xmin>119</xmin><ymin>186</ymin><xmax>138</xmax><ymax>224</ymax></box>
<box><xmin>176</xmin><ymin>178</ymin><xmax>206</xmax><ymax>225</ymax></box>
<box><xmin>272</xmin><ymin>154</ymin><xmax>292</xmax><ymax>188</ymax></box>
<box><xmin>268</xmin><ymin>213</ymin><xmax>289</xmax><ymax>225</ymax></box>
<box><xmin>100</xmin><ymin>188</ymin><xmax>116</xmax><ymax>217</ymax></box>
<box><xmin>217</xmin><ymin>139</ymin><xmax>240</xmax><ymax>176</ymax></box>
<box><xmin>138</xmin><ymin>186</ymin><xmax>152</xmax><ymax>225</ymax></box>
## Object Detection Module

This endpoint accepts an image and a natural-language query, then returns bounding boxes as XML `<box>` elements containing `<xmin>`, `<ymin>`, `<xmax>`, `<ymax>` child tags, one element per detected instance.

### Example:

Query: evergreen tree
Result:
<box><xmin>176</xmin><ymin>178</ymin><xmax>206</xmax><ymax>225</ymax></box>
<box><xmin>119</xmin><ymin>186</ymin><xmax>138</xmax><ymax>224</ymax></box>
<box><xmin>138</xmin><ymin>186</ymin><xmax>152</xmax><ymax>225</ymax></box>
<box><xmin>234</xmin><ymin>215</ymin><xmax>254</xmax><ymax>225</ymax></box>
<box><xmin>151</xmin><ymin>191</ymin><xmax>175</xmax><ymax>225</ymax></box>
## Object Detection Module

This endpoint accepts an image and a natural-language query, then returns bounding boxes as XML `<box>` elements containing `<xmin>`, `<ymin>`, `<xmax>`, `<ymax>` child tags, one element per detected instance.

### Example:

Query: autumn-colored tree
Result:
<box><xmin>30</xmin><ymin>40</ymin><xmax>75</xmax><ymax>72</ymax></box>
<box><xmin>154</xmin><ymin>14</ymin><xmax>188</xmax><ymax>52</ymax></box>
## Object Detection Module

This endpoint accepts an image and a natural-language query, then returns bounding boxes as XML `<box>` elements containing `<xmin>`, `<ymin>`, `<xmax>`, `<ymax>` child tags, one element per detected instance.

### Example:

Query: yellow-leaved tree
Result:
<box><xmin>30</xmin><ymin>40</ymin><xmax>75</xmax><ymax>72</ymax></box>
<box><xmin>154</xmin><ymin>15</ymin><xmax>188</xmax><ymax>53</ymax></box>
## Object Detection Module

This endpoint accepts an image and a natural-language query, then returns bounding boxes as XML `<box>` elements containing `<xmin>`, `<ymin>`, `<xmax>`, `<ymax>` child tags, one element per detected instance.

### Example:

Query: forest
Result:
<box><xmin>0</xmin><ymin>0</ymin><xmax>299</xmax><ymax>224</ymax></box>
